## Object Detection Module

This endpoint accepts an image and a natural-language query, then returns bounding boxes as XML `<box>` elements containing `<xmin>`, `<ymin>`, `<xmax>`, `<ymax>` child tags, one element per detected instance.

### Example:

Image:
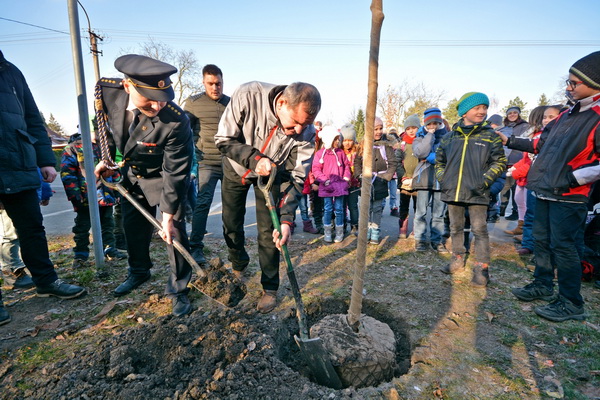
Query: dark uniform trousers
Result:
<box><xmin>0</xmin><ymin>189</ymin><xmax>58</xmax><ymax>286</ymax></box>
<box><xmin>221</xmin><ymin>175</ymin><xmax>280</xmax><ymax>291</ymax></box>
<box><xmin>121</xmin><ymin>185</ymin><xmax>191</xmax><ymax>297</ymax></box>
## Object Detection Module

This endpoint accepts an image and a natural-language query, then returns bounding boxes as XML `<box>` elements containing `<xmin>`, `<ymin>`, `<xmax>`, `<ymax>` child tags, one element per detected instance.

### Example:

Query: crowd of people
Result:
<box><xmin>1</xmin><ymin>49</ymin><xmax>599</xmax><ymax>327</ymax></box>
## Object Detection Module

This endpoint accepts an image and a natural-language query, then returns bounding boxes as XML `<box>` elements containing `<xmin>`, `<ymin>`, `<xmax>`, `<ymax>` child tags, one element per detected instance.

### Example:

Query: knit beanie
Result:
<box><xmin>319</xmin><ymin>126</ymin><xmax>340</xmax><ymax>150</ymax></box>
<box><xmin>403</xmin><ymin>114</ymin><xmax>421</xmax><ymax>129</ymax></box>
<box><xmin>487</xmin><ymin>114</ymin><xmax>503</xmax><ymax>127</ymax></box>
<box><xmin>339</xmin><ymin>124</ymin><xmax>356</xmax><ymax>142</ymax></box>
<box><xmin>457</xmin><ymin>92</ymin><xmax>490</xmax><ymax>117</ymax></box>
<box><xmin>374</xmin><ymin>116</ymin><xmax>384</xmax><ymax>127</ymax></box>
<box><xmin>570</xmin><ymin>51</ymin><xmax>600</xmax><ymax>90</ymax></box>
<box><xmin>506</xmin><ymin>106</ymin><xmax>521</xmax><ymax>115</ymax></box>
<box><xmin>423</xmin><ymin>107</ymin><xmax>443</xmax><ymax>126</ymax></box>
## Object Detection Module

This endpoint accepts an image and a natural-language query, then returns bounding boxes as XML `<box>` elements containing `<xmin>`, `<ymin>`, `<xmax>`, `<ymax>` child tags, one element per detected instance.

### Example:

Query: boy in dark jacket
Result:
<box><xmin>505</xmin><ymin>51</ymin><xmax>600</xmax><ymax>322</ymax></box>
<box><xmin>435</xmin><ymin>92</ymin><xmax>507</xmax><ymax>286</ymax></box>
<box><xmin>61</xmin><ymin>131</ymin><xmax>126</xmax><ymax>268</ymax></box>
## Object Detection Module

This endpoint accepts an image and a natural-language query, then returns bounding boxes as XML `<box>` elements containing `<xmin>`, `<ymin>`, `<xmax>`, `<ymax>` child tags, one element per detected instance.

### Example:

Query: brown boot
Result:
<box><xmin>471</xmin><ymin>262</ymin><xmax>490</xmax><ymax>287</ymax></box>
<box><xmin>302</xmin><ymin>220</ymin><xmax>318</xmax><ymax>234</ymax></box>
<box><xmin>257</xmin><ymin>290</ymin><xmax>277</xmax><ymax>313</ymax></box>
<box><xmin>504</xmin><ymin>220</ymin><xmax>524</xmax><ymax>235</ymax></box>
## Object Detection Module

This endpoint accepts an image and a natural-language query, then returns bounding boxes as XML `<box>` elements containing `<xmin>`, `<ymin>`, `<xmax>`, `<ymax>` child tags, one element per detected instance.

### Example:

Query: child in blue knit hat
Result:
<box><xmin>411</xmin><ymin>107</ymin><xmax>449</xmax><ymax>252</ymax></box>
<box><xmin>435</xmin><ymin>93</ymin><xmax>507</xmax><ymax>286</ymax></box>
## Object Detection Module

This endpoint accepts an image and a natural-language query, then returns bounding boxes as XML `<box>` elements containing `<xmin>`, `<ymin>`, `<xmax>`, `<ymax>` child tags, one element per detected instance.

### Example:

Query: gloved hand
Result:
<box><xmin>426</xmin><ymin>152</ymin><xmax>436</xmax><ymax>164</ymax></box>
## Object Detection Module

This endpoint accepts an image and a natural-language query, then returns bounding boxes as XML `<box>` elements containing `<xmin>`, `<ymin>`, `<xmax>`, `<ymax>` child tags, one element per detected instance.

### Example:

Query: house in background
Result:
<box><xmin>47</xmin><ymin>126</ymin><xmax>68</xmax><ymax>149</ymax></box>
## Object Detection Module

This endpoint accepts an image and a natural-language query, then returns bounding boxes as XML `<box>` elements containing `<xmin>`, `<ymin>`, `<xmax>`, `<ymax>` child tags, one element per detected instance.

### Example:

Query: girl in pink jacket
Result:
<box><xmin>312</xmin><ymin>126</ymin><xmax>351</xmax><ymax>243</ymax></box>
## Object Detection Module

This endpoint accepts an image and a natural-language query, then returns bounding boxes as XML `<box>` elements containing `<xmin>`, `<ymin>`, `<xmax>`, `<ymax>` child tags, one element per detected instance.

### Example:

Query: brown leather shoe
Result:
<box><xmin>257</xmin><ymin>290</ymin><xmax>277</xmax><ymax>314</ymax></box>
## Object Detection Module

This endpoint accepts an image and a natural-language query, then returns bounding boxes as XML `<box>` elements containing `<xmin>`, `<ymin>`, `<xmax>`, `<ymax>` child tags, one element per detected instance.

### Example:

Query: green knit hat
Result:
<box><xmin>457</xmin><ymin>92</ymin><xmax>489</xmax><ymax>117</ymax></box>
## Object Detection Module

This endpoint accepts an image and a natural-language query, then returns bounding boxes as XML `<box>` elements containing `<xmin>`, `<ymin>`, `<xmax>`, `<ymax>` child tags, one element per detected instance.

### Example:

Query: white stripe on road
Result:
<box><xmin>42</xmin><ymin>209</ymin><xmax>73</xmax><ymax>218</ymax></box>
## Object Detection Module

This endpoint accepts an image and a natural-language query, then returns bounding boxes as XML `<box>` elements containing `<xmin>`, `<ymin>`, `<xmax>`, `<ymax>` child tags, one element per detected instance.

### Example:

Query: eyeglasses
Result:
<box><xmin>565</xmin><ymin>79</ymin><xmax>584</xmax><ymax>89</ymax></box>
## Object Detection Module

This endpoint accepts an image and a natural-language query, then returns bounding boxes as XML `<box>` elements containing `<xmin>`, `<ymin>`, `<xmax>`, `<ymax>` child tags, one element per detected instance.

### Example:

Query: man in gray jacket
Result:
<box><xmin>215</xmin><ymin>81</ymin><xmax>320</xmax><ymax>313</ymax></box>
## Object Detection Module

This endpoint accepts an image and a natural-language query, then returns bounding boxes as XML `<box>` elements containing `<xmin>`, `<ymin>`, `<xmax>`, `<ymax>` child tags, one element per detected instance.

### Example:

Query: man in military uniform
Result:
<box><xmin>183</xmin><ymin>64</ymin><xmax>230</xmax><ymax>265</ymax></box>
<box><xmin>95</xmin><ymin>54</ymin><xmax>194</xmax><ymax>316</ymax></box>
<box><xmin>215</xmin><ymin>81</ymin><xmax>320</xmax><ymax>313</ymax></box>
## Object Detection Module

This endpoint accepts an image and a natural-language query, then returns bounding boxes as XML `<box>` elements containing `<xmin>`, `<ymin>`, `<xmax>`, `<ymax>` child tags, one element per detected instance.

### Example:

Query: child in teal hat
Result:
<box><xmin>435</xmin><ymin>92</ymin><xmax>507</xmax><ymax>286</ymax></box>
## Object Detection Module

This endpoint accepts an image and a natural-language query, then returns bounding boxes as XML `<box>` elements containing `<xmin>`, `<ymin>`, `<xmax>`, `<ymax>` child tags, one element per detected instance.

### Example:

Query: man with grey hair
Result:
<box><xmin>215</xmin><ymin>81</ymin><xmax>320</xmax><ymax>313</ymax></box>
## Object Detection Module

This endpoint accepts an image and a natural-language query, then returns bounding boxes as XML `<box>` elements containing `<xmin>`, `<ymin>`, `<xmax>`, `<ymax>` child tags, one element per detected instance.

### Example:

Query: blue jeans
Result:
<box><xmin>299</xmin><ymin>194</ymin><xmax>310</xmax><ymax>221</ymax></box>
<box><xmin>521</xmin><ymin>189</ymin><xmax>536</xmax><ymax>251</ymax></box>
<box><xmin>190</xmin><ymin>164</ymin><xmax>222</xmax><ymax>250</ymax></box>
<box><xmin>532</xmin><ymin>199</ymin><xmax>586</xmax><ymax>306</ymax></box>
<box><xmin>414</xmin><ymin>190</ymin><xmax>446</xmax><ymax>244</ymax></box>
<box><xmin>388</xmin><ymin>179</ymin><xmax>398</xmax><ymax>209</ymax></box>
<box><xmin>72</xmin><ymin>205</ymin><xmax>115</xmax><ymax>258</ymax></box>
<box><xmin>324</xmin><ymin>196</ymin><xmax>344</xmax><ymax>226</ymax></box>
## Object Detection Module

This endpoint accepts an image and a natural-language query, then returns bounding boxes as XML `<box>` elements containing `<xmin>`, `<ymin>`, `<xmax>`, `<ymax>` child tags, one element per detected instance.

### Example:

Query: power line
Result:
<box><xmin>0</xmin><ymin>17</ymin><xmax>69</xmax><ymax>35</ymax></box>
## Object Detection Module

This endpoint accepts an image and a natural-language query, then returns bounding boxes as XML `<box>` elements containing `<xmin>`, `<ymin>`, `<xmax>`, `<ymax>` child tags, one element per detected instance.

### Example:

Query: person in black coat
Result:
<box><xmin>0</xmin><ymin>50</ymin><xmax>86</xmax><ymax>326</ymax></box>
<box><xmin>95</xmin><ymin>54</ymin><xmax>194</xmax><ymax>317</ymax></box>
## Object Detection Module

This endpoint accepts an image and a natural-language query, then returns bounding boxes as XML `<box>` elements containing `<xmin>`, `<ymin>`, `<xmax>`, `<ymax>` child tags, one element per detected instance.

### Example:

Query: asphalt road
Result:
<box><xmin>42</xmin><ymin>179</ymin><xmax>513</xmax><ymax>245</ymax></box>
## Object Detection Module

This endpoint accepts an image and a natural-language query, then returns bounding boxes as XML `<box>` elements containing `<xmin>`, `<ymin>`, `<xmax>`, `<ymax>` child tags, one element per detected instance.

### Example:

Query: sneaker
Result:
<box><xmin>350</xmin><ymin>225</ymin><xmax>358</xmax><ymax>236</ymax></box>
<box><xmin>486</xmin><ymin>214</ymin><xmax>499</xmax><ymax>223</ymax></box>
<box><xmin>390</xmin><ymin>208</ymin><xmax>399</xmax><ymax>217</ymax></box>
<box><xmin>416</xmin><ymin>241</ymin><xmax>429</xmax><ymax>252</ymax></box>
<box><xmin>534</xmin><ymin>296</ymin><xmax>586</xmax><ymax>322</ymax></box>
<box><xmin>441</xmin><ymin>254</ymin><xmax>465</xmax><ymax>274</ymax></box>
<box><xmin>104</xmin><ymin>247</ymin><xmax>127</xmax><ymax>260</ymax></box>
<box><xmin>36</xmin><ymin>279</ymin><xmax>87</xmax><ymax>299</ymax></box>
<box><xmin>432</xmin><ymin>242</ymin><xmax>449</xmax><ymax>253</ymax></box>
<box><xmin>0</xmin><ymin>305</ymin><xmax>10</xmax><ymax>326</ymax></box>
<box><xmin>505</xmin><ymin>212</ymin><xmax>519</xmax><ymax>221</ymax></box>
<box><xmin>471</xmin><ymin>262</ymin><xmax>490</xmax><ymax>287</ymax></box>
<box><xmin>511</xmin><ymin>281</ymin><xmax>554</xmax><ymax>302</ymax></box>
<box><xmin>72</xmin><ymin>258</ymin><xmax>87</xmax><ymax>269</ymax></box>
<box><xmin>172</xmin><ymin>294</ymin><xmax>192</xmax><ymax>317</ymax></box>
<box><xmin>257</xmin><ymin>290</ymin><xmax>277</xmax><ymax>314</ymax></box>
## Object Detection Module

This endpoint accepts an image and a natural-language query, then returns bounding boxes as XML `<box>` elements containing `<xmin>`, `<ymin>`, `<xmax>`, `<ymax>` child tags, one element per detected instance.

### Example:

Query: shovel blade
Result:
<box><xmin>294</xmin><ymin>334</ymin><xmax>343</xmax><ymax>389</ymax></box>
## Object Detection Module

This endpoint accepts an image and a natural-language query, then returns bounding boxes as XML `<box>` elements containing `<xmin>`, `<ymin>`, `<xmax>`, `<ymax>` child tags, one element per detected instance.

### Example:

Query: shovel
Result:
<box><xmin>100</xmin><ymin>176</ymin><xmax>242</xmax><ymax>308</ymax></box>
<box><xmin>257</xmin><ymin>168</ymin><xmax>342</xmax><ymax>389</ymax></box>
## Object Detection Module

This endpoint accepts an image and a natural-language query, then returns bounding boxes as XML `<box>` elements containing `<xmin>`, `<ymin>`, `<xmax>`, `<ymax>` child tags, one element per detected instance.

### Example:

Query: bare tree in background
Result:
<box><xmin>377</xmin><ymin>81</ymin><xmax>445</xmax><ymax>131</ymax></box>
<box><xmin>138</xmin><ymin>38</ymin><xmax>203</xmax><ymax>105</ymax></box>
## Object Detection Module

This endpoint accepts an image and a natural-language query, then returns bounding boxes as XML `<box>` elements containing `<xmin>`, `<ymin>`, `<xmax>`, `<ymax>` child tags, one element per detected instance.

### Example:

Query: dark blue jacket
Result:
<box><xmin>0</xmin><ymin>51</ymin><xmax>56</xmax><ymax>195</ymax></box>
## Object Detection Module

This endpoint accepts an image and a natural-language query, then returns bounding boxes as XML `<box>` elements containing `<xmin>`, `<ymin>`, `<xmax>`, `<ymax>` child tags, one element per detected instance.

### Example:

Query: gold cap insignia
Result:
<box><xmin>157</xmin><ymin>80</ymin><xmax>165</xmax><ymax>88</ymax></box>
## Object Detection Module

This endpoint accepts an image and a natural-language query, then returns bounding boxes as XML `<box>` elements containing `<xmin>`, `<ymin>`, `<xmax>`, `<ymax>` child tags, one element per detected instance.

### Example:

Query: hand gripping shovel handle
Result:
<box><xmin>257</xmin><ymin>168</ymin><xmax>343</xmax><ymax>389</ymax></box>
<box><xmin>257</xmin><ymin>168</ymin><xmax>310</xmax><ymax>339</ymax></box>
<box><xmin>100</xmin><ymin>177</ymin><xmax>207</xmax><ymax>281</ymax></box>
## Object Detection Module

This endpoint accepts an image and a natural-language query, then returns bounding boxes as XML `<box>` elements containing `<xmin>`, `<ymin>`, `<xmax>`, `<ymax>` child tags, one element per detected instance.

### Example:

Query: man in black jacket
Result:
<box><xmin>0</xmin><ymin>50</ymin><xmax>86</xmax><ymax>326</ymax></box>
<box><xmin>505</xmin><ymin>51</ymin><xmax>600</xmax><ymax>322</ymax></box>
<box><xmin>95</xmin><ymin>54</ymin><xmax>194</xmax><ymax>317</ymax></box>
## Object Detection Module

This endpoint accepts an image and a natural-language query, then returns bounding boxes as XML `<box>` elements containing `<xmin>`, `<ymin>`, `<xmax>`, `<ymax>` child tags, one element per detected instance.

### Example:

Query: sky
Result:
<box><xmin>1</xmin><ymin>0</ymin><xmax>600</xmax><ymax>135</ymax></box>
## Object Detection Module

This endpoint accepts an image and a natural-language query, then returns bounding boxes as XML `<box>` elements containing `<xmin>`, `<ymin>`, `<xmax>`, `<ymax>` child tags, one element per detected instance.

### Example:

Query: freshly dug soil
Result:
<box><xmin>1</xmin><ymin>297</ymin><xmax>409</xmax><ymax>400</ymax></box>
<box><xmin>191</xmin><ymin>257</ymin><xmax>246</xmax><ymax>308</ymax></box>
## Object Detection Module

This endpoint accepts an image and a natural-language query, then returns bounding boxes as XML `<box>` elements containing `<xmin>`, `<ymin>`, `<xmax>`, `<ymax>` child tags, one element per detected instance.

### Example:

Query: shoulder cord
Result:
<box><xmin>94</xmin><ymin>84</ymin><xmax>120</xmax><ymax>170</ymax></box>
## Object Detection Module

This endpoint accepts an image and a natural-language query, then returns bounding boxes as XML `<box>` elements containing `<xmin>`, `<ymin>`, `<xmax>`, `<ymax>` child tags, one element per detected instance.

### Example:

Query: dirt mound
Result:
<box><xmin>192</xmin><ymin>257</ymin><xmax>246</xmax><ymax>307</ymax></box>
<box><xmin>3</xmin><ymin>309</ymin><xmax>323</xmax><ymax>400</ymax></box>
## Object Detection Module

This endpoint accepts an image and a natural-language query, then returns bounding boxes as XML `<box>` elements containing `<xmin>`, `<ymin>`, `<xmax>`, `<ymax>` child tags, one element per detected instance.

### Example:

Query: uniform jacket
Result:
<box><xmin>97</xmin><ymin>78</ymin><xmax>193</xmax><ymax>215</ymax></box>
<box><xmin>435</xmin><ymin>120</ymin><xmax>507</xmax><ymax>205</ymax></box>
<box><xmin>312</xmin><ymin>147</ymin><xmax>351</xmax><ymax>197</ymax></box>
<box><xmin>214</xmin><ymin>81</ymin><xmax>315</xmax><ymax>224</ymax></box>
<box><xmin>183</xmin><ymin>92</ymin><xmax>230</xmax><ymax>167</ymax></box>
<box><xmin>508</xmin><ymin>94</ymin><xmax>600</xmax><ymax>203</ymax></box>
<box><xmin>354</xmin><ymin>139</ymin><xmax>398</xmax><ymax>201</ymax></box>
<box><xmin>60</xmin><ymin>138</ymin><xmax>120</xmax><ymax>211</ymax></box>
<box><xmin>411</xmin><ymin>126</ymin><xmax>447</xmax><ymax>191</ymax></box>
<box><xmin>0</xmin><ymin>50</ymin><xmax>56</xmax><ymax>195</ymax></box>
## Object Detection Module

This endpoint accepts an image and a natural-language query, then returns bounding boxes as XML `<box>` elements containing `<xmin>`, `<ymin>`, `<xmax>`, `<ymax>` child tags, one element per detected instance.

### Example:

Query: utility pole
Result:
<box><xmin>68</xmin><ymin>0</ymin><xmax>105</xmax><ymax>273</ymax></box>
<box><xmin>77</xmin><ymin>0</ymin><xmax>102</xmax><ymax>81</ymax></box>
